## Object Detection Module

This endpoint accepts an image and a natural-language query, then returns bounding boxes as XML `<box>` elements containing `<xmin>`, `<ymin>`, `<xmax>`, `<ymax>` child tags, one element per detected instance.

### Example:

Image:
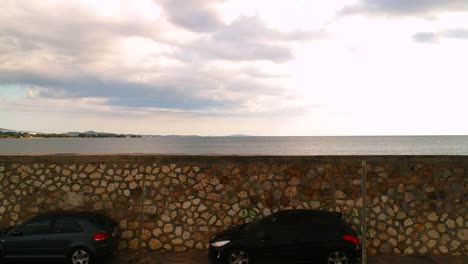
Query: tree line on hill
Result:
<box><xmin>0</xmin><ymin>131</ymin><xmax>141</xmax><ymax>138</ymax></box>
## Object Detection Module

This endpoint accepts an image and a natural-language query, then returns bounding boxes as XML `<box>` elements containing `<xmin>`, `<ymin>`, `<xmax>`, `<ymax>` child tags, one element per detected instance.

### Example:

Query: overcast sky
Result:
<box><xmin>1</xmin><ymin>0</ymin><xmax>467</xmax><ymax>136</ymax></box>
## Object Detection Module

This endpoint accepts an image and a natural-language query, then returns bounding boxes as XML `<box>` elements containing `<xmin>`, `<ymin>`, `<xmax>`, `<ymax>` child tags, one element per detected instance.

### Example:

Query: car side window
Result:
<box><xmin>300</xmin><ymin>218</ymin><xmax>339</xmax><ymax>237</ymax></box>
<box><xmin>17</xmin><ymin>220</ymin><xmax>52</xmax><ymax>235</ymax></box>
<box><xmin>277</xmin><ymin>213</ymin><xmax>298</xmax><ymax>224</ymax></box>
<box><xmin>54</xmin><ymin>219</ymin><xmax>83</xmax><ymax>233</ymax></box>
<box><xmin>266</xmin><ymin>214</ymin><xmax>300</xmax><ymax>240</ymax></box>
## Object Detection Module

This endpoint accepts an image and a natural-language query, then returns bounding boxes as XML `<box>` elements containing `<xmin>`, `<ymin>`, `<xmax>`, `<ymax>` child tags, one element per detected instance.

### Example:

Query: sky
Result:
<box><xmin>1</xmin><ymin>0</ymin><xmax>467</xmax><ymax>136</ymax></box>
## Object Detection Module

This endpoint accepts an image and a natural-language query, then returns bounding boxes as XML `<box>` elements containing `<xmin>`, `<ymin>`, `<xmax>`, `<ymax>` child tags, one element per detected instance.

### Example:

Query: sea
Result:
<box><xmin>0</xmin><ymin>136</ymin><xmax>467</xmax><ymax>155</ymax></box>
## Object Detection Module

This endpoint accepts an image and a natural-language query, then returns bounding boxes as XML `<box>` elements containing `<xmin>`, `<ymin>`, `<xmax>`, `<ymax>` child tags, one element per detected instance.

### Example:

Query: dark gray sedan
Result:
<box><xmin>0</xmin><ymin>211</ymin><xmax>119</xmax><ymax>264</ymax></box>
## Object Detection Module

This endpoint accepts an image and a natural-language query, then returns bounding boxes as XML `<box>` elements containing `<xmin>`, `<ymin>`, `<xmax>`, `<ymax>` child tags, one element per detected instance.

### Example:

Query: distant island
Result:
<box><xmin>0</xmin><ymin>128</ymin><xmax>141</xmax><ymax>138</ymax></box>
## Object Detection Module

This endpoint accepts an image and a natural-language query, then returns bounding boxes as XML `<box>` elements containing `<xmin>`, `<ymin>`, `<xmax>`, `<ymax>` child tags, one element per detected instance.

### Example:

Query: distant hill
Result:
<box><xmin>64</xmin><ymin>131</ymin><xmax>117</xmax><ymax>136</ymax></box>
<box><xmin>0</xmin><ymin>128</ymin><xmax>39</xmax><ymax>134</ymax></box>
<box><xmin>0</xmin><ymin>128</ymin><xmax>17</xmax><ymax>132</ymax></box>
<box><xmin>0</xmin><ymin>128</ymin><xmax>140</xmax><ymax>138</ymax></box>
<box><xmin>63</xmin><ymin>132</ymin><xmax>81</xmax><ymax>137</ymax></box>
<box><xmin>1</xmin><ymin>128</ymin><xmax>250</xmax><ymax>137</ymax></box>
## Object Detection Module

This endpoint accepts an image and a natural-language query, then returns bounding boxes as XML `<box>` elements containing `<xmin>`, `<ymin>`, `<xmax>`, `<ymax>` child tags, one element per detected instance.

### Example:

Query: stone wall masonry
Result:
<box><xmin>0</xmin><ymin>155</ymin><xmax>466</xmax><ymax>255</ymax></box>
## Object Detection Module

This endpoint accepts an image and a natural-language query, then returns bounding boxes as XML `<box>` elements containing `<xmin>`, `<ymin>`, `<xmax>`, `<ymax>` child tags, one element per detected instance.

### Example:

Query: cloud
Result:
<box><xmin>0</xmin><ymin>71</ymin><xmax>232</xmax><ymax>111</ymax></box>
<box><xmin>182</xmin><ymin>39</ymin><xmax>294</xmax><ymax>63</ymax></box>
<box><xmin>411</xmin><ymin>32</ymin><xmax>440</xmax><ymax>43</ymax></box>
<box><xmin>176</xmin><ymin>16</ymin><xmax>327</xmax><ymax>63</ymax></box>
<box><xmin>157</xmin><ymin>0</ymin><xmax>226</xmax><ymax>32</ymax></box>
<box><xmin>0</xmin><ymin>0</ymin><xmax>325</xmax><ymax>123</ymax></box>
<box><xmin>212</xmin><ymin>15</ymin><xmax>326</xmax><ymax>42</ymax></box>
<box><xmin>412</xmin><ymin>28</ymin><xmax>468</xmax><ymax>43</ymax></box>
<box><xmin>0</xmin><ymin>61</ymin><xmax>307</xmax><ymax>116</ymax></box>
<box><xmin>340</xmin><ymin>0</ymin><xmax>468</xmax><ymax>17</ymax></box>
<box><xmin>0</xmin><ymin>1</ymin><xmax>164</xmax><ymax>55</ymax></box>
<box><xmin>443</xmin><ymin>28</ymin><xmax>468</xmax><ymax>39</ymax></box>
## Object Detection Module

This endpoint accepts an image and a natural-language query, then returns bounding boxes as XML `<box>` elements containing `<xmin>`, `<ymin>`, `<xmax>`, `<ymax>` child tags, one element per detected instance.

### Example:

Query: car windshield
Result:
<box><xmin>90</xmin><ymin>214</ymin><xmax>115</xmax><ymax>228</ymax></box>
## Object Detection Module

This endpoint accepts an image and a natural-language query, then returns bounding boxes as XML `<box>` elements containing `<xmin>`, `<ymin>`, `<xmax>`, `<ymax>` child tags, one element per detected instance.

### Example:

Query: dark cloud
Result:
<box><xmin>340</xmin><ymin>0</ymin><xmax>468</xmax><ymax>17</ymax></box>
<box><xmin>412</xmin><ymin>28</ymin><xmax>468</xmax><ymax>43</ymax></box>
<box><xmin>0</xmin><ymin>72</ymin><xmax>232</xmax><ymax>110</ymax></box>
<box><xmin>0</xmin><ymin>61</ymin><xmax>301</xmax><ymax>115</ymax></box>
<box><xmin>157</xmin><ymin>0</ymin><xmax>226</xmax><ymax>32</ymax></box>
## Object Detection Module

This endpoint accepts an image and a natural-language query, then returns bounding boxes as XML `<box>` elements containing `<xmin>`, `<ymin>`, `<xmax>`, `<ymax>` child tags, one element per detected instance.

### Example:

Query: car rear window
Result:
<box><xmin>54</xmin><ymin>219</ymin><xmax>83</xmax><ymax>233</ymax></box>
<box><xmin>89</xmin><ymin>214</ymin><xmax>115</xmax><ymax>228</ymax></box>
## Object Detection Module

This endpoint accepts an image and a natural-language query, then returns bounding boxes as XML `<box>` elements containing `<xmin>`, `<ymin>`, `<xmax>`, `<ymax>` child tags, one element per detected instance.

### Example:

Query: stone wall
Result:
<box><xmin>0</xmin><ymin>155</ymin><xmax>466</xmax><ymax>255</ymax></box>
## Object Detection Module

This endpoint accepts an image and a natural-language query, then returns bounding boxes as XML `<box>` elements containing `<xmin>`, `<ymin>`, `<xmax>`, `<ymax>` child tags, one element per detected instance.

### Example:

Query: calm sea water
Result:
<box><xmin>0</xmin><ymin>136</ymin><xmax>467</xmax><ymax>155</ymax></box>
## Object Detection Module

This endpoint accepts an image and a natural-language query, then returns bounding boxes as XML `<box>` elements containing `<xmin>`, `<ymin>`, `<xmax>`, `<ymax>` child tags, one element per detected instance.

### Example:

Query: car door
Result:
<box><xmin>2</xmin><ymin>219</ymin><xmax>53</xmax><ymax>257</ymax></box>
<box><xmin>47</xmin><ymin>219</ymin><xmax>85</xmax><ymax>256</ymax></box>
<box><xmin>296</xmin><ymin>218</ymin><xmax>338</xmax><ymax>261</ymax></box>
<box><xmin>255</xmin><ymin>213</ymin><xmax>302</xmax><ymax>262</ymax></box>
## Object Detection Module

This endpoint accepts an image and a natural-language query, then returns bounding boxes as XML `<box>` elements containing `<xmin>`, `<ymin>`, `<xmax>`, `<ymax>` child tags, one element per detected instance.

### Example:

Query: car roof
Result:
<box><xmin>273</xmin><ymin>209</ymin><xmax>342</xmax><ymax>218</ymax></box>
<box><xmin>30</xmin><ymin>210</ymin><xmax>107</xmax><ymax>221</ymax></box>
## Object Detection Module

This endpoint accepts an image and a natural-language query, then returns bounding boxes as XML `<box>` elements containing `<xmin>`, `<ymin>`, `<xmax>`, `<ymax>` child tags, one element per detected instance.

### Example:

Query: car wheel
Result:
<box><xmin>327</xmin><ymin>250</ymin><xmax>349</xmax><ymax>264</ymax></box>
<box><xmin>228</xmin><ymin>249</ymin><xmax>250</xmax><ymax>264</ymax></box>
<box><xmin>69</xmin><ymin>247</ymin><xmax>93</xmax><ymax>264</ymax></box>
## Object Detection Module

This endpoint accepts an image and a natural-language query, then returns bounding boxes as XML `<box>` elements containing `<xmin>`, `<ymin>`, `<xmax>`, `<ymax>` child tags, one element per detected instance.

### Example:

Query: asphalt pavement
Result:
<box><xmin>106</xmin><ymin>251</ymin><xmax>467</xmax><ymax>264</ymax></box>
<box><xmin>3</xmin><ymin>251</ymin><xmax>467</xmax><ymax>264</ymax></box>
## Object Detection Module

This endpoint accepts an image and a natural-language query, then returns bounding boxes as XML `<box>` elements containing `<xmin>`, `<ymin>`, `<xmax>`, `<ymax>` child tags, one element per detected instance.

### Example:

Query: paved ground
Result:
<box><xmin>106</xmin><ymin>251</ymin><xmax>467</xmax><ymax>264</ymax></box>
<box><xmin>364</xmin><ymin>255</ymin><xmax>467</xmax><ymax>264</ymax></box>
<box><xmin>107</xmin><ymin>251</ymin><xmax>207</xmax><ymax>264</ymax></box>
<box><xmin>4</xmin><ymin>251</ymin><xmax>467</xmax><ymax>264</ymax></box>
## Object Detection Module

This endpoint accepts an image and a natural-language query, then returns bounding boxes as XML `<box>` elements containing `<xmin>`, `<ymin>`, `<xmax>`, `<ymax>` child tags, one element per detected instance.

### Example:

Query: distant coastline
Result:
<box><xmin>0</xmin><ymin>128</ymin><xmax>141</xmax><ymax>139</ymax></box>
<box><xmin>0</xmin><ymin>133</ymin><xmax>141</xmax><ymax>139</ymax></box>
<box><xmin>0</xmin><ymin>128</ymin><xmax>254</xmax><ymax>139</ymax></box>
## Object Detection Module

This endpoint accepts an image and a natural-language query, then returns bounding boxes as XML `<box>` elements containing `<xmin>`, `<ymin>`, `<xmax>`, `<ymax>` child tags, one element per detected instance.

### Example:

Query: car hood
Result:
<box><xmin>210</xmin><ymin>224</ymin><xmax>248</xmax><ymax>242</ymax></box>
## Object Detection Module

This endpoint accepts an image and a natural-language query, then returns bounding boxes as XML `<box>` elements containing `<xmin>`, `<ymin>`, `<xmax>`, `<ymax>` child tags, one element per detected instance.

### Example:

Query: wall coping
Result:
<box><xmin>1</xmin><ymin>154</ymin><xmax>467</xmax><ymax>166</ymax></box>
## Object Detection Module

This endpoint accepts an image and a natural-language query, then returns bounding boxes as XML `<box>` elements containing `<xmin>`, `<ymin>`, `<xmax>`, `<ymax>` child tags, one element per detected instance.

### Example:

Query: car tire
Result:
<box><xmin>227</xmin><ymin>248</ymin><xmax>251</xmax><ymax>264</ymax></box>
<box><xmin>68</xmin><ymin>247</ymin><xmax>94</xmax><ymax>264</ymax></box>
<box><xmin>327</xmin><ymin>249</ymin><xmax>349</xmax><ymax>264</ymax></box>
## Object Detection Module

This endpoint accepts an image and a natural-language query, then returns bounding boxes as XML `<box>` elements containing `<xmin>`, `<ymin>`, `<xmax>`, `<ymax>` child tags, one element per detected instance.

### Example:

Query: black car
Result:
<box><xmin>0</xmin><ymin>211</ymin><xmax>119</xmax><ymax>264</ymax></box>
<box><xmin>209</xmin><ymin>209</ymin><xmax>361</xmax><ymax>264</ymax></box>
